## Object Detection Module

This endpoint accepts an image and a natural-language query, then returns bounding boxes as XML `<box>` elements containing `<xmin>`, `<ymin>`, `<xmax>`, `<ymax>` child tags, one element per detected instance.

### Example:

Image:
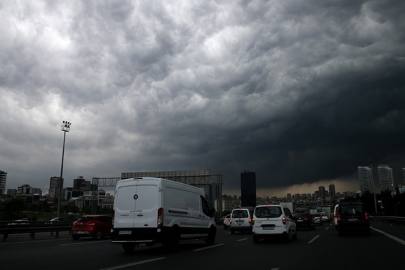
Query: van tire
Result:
<box><xmin>338</xmin><ymin>228</ymin><xmax>343</xmax><ymax>236</ymax></box>
<box><xmin>253</xmin><ymin>234</ymin><xmax>259</xmax><ymax>243</ymax></box>
<box><xmin>122</xmin><ymin>243</ymin><xmax>136</xmax><ymax>252</ymax></box>
<box><xmin>205</xmin><ymin>226</ymin><xmax>216</xmax><ymax>245</ymax></box>
<box><xmin>293</xmin><ymin>230</ymin><xmax>297</xmax><ymax>240</ymax></box>
<box><xmin>231</xmin><ymin>229</ymin><xmax>235</xmax><ymax>234</ymax></box>
<box><xmin>164</xmin><ymin>228</ymin><xmax>180</xmax><ymax>252</ymax></box>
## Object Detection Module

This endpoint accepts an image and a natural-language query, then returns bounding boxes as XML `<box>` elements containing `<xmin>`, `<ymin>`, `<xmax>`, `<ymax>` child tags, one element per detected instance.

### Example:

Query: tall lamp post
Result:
<box><xmin>58</xmin><ymin>121</ymin><xmax>71</xmax><ymax>218</ymax></box>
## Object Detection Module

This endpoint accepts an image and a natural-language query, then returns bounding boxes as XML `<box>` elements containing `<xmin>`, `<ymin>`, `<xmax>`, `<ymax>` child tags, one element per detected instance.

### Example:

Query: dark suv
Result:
<box><xmin>294</xmin><ymin>213</ymin><xmax>315</xmax><ymax>230</ymax></box>
<box><xmin>72</xmin><ymin>215</ymin><xmax>113</xmax><ymax>240</ymax></box>
<box><xmin>337</xmin><ymin>203</ymin><xmax>370</xmax><ymax>236</ymax></box>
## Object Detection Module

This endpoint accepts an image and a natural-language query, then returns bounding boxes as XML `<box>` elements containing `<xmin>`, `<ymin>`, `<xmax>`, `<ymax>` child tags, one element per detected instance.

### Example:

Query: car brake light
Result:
<box><xmin>304</xmin><ymin>218</ymin><xmax>309</xmax><ymax>221</ymax></box>
<box><xmin>282</xmin><ymin>216</ymin><xmax>286</xmax><ymax>224</ymax></box>
<box><xmin>230</xmin><ymin>219</ymin><xmax>232</xmax><ymax>224</ymax></box>
<box><xmin>89</xmin><ymin>223</ymin><xmax>95</xmax><ymax>226</ymax></box>
<box><xmin>338</xmin><ymin>216</ymin><xmax>341</xmax><ymax>221</ymax></box>
<box><xmin>365</xmin><ymin>214</ymin><xmax>369</xmax><ymax>220</ymax></box>
<box><xmin>251</xmin><ymin>218</ymin><xmax>255</xmax><ymax>225</ymax></box>
<box><xmin>158</xmin><ymin>208</ymin><xmax>163</xmax><ymax>228</ymax></box>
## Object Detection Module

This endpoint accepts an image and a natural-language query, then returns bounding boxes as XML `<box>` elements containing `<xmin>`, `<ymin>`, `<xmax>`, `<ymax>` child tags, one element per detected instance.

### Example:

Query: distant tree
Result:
<box><xmin>0</xmin><ymin>198</ymin><xmax>27</xmax><ymax>220</ymax></box>
<box><xmin>380</xmin><ymin>190</ymin><xmax>395</xmax><ymax>216</ymax></box>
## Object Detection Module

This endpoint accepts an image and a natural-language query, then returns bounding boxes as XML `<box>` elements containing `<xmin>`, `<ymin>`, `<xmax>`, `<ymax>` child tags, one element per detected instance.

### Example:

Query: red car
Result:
<box><xmin>71</xmin><ymin>215</ymin><xmax>113</xmax><ymax>240</ymax></box>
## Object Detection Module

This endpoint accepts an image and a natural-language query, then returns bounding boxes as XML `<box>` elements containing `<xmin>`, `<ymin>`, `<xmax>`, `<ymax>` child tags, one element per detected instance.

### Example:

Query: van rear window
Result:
<box><xmin>340</xmin><ymin>204</ymin><xmax>364</xmax><ymax>215</ymax></box>
<box><xmin>254</xmin><ymin>206</ymin><xmax>282</xmax><ymax>218</ymax></box>
<box><xmin>232</xmin><ymin>210</ymin><xmax>248</xmax><ymax>218</ymax></box>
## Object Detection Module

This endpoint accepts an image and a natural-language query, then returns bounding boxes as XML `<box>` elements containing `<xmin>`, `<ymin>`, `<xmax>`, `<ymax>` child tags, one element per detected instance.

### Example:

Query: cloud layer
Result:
<box><xmin>1</xmin><ymin>0</ymin><xmax>405</xmax><ymax>195</ymax></box>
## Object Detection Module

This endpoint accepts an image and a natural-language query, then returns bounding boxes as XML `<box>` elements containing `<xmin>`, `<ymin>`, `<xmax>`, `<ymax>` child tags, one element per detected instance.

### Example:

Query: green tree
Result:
<box><xmin>0</xmin><ymin>198</ymin><xmax>26</xmax><ymax>220</ymax></box>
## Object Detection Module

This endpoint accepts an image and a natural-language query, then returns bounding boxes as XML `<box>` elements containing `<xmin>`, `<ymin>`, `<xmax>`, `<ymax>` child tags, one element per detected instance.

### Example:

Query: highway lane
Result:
<box><xmin>0</xmin><ymin>221</ymin><xmax>404</xmax><ymax>270</ymax></box>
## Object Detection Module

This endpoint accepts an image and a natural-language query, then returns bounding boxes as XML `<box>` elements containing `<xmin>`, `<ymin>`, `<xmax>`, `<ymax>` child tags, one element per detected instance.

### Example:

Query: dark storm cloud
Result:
<box><xmin>1</xmin><ymin>0</ymin><xmax>405</xmax><ymax>195</ymax></box>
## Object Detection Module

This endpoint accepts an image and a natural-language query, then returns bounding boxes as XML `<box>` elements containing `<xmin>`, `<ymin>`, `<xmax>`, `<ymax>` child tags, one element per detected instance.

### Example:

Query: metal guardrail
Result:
<box><xmin>369</xmin><ymin>216</ymin><xmax>405</xmax><ymax>223</ymax></box>
<box><xmin>0</xmin><ymin>221</ymin><xmax>73</xmax><ymax>242</ymax></box>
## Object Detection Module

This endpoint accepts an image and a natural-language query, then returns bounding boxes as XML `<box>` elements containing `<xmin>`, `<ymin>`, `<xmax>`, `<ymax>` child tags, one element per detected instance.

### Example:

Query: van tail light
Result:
<box><xmin>89</xmin><ymin>223</ymin><xmax>95</xmax><ymax>226</ymax></box>
<box><xmin>230</xmin><ymin>219</ymin><xmax>232</xmax><ymax>224</ymax></box>
<box><xmin>157</xmin><ymin>208</ymin><xmax>164</xmax><ymax>228</ymax></box>
<box><xmin>250</xmin><ymin>218</ymin><xmax>254</xmax><ymax>225</ymax></box>
<box><xmin>338</xmin><ymin>216</ymin><xmax>341</xmax><ymax>221</ymax></box>
<box><xmin>282</xmin><ymin>216</ymin><xmax>286</xmax><ymax>224</ymax></box>
<box><xmin>365</xmin><ymin>213</ymin><xmax>369</xmax><ymax>220</ymax></box>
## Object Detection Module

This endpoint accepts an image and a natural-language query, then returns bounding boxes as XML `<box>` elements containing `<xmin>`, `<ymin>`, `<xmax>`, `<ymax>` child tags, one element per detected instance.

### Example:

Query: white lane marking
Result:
<box><xmin>60</xmin><ymin>240</ymin><xmax>110</xmax><ymax>246</ymax></box>
<box><xmin>308</xmin><ymin>235</ymin><xmax>320</xmax><ymax>244</ymax></box>
<box><xmin>100</xmin><ymin>257</ymin><xmax>166</xmax><ymax>270</ymax></box>
<box><xmin>193</xmin><ymin>243</ymin><xmax>224</xmax><ymax>251</ymax></box>
<box><xmin>237</xmin><ymin>238</ymin><xmax>248</xmax><ymax>241</ymax></box>
<box><xmin>270</xmin><ymin>268</ymin><xmax>280</xmax><ymax>270</ymax></box>
<box><xmin>371</xmin><ymin>227</ymin><xmax>405</xmax><ymax>246</ymax></box>
<box><xmin>325</xmin><ymin>226</ymin><xmax>329</xmax><ymax>231</ymax></box>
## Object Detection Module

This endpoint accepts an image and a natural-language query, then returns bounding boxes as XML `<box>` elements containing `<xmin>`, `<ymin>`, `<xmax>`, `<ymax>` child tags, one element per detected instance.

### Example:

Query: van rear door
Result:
<box><xmin>114</xmin><ymin>183</ymin><xmax>137</xmax><ymax>228</ymax></box>
<box><xmin>133</xmin><ymin>183</ymin><xmax>160</xmax><ymax>228</ymax></box>
<box><xmin>115</xmin><ymin>180</ymin><xmax>160</xmax><ymax>228</ymax></box>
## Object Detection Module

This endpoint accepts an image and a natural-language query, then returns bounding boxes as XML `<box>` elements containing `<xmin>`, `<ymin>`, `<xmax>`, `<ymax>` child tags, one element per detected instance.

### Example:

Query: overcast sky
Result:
<box><xmin>1</xmin><ymin>0</ymin><xmax>405</xmax><ymax>197</ymax></box>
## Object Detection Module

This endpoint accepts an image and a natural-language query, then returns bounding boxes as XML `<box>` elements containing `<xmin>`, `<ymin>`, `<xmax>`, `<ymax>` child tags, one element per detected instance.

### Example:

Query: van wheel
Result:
<box><xmin>293</xmin><ymin>230</ymin><xmax>297</xmax><ymax>240</ymax></box>
<box><xmin>93</xmin><ymin>230</ymin><xmax>103</xmax><ymax>240</ymax></box>
<box><xmin>122</xmin><ymin>243</ymin><xmax>135</xmax><ymax>252</ymax></box>
<box><xmin>164</xmin><ymin>228</ymin><xmax>180</xmax><ymax>252</ymax></box>
<box><xmin>338</xmin><ymin>228</ymin><xmax>343</xmax><ymax>236</ymax></box>
<box><xmin>231</xmin><ymin>229</ymin><xmax>235</xmax><ymax>234</ymax></box>
<box><xmin>253</xmin><ymin>234</ymin><xmax>259</xmax><ymax>243</ymax></box>
<box><xmin>205</xmin><ymin>226</ymin><xmax>216</xmax><ymax>245</ymax></box>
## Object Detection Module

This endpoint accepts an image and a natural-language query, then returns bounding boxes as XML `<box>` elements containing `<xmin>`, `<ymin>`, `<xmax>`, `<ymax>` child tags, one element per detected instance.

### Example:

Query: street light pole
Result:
<box><xmin>58</xmin><ymin>121</ymin><xmax>71</xmax><ymax>218</ymax></box>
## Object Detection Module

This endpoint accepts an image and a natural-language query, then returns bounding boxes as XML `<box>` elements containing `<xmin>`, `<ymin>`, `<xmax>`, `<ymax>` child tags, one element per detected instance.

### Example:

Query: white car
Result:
<box><xmin>252</xmin><ymin>205</ymin><xmax>297</xmax><ymax>243</ymax></box>
<box><xmin>230</xmin><ymin>208</ymin><xmax>254</xmax><ymax>234</ymax></box>
<box><xmin>223</xmin><ymin>214</ymin><xmax>231</xmax><ymax>229</ymax></box>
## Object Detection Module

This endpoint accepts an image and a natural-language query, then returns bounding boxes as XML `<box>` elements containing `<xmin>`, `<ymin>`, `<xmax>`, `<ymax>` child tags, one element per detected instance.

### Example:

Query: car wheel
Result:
<box><xmin>72</xmin><ymin>235</ymin><xmax>80</xmax><ymax>240</ymax></box>
<box><xmin>231</xmin><ymin>229</ymin><xmax>235</xmax><ymax>234</ymax></box>
<box><xmin>224</xmin><ymin>225</ymin><xmax>227</xmax><ymax>230</ymax></box>
<box><xmin>93</xmin><ymin>230</ymin><xmax>103</xmax><ymax>240</ymax></box>
<box><xmin>205</xmin><ymin>226</ymin><xmax>216</xmax><ymax>245</ymax></box>
<box><xmin>293</xmin><ymin>230</ymin><xmax>297</xmax><ymax>240</ymax></box>
<box><xmin>285</xmin><ymin>230</ymin><xmax>292</xmax><ymax>242</ymax></box>
<box><xmin>253</xmin><ymin>234</ymin><xmax>259</xmax><ymax>243</ymax></box>
<box><xmin>164</xmin><ymin>228</ymin><xmax>180</xmax><ymax>252</ymax></box>
<box><xmin>338</xmin><ymin>228</ymin><xmax>343</xmax><ymax>236</ymax></box>
<box><xmin>122</xmin><ymin>243</ymin><xmax>136</xmax><ymax>252</ymax></box>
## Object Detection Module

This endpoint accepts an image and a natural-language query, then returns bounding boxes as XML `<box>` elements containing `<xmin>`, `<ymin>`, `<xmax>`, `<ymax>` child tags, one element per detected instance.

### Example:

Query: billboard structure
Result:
<box><xmin>92</xmin><ymin>170</ymin><xmax>223</xmax><ymax>218</ymax></box>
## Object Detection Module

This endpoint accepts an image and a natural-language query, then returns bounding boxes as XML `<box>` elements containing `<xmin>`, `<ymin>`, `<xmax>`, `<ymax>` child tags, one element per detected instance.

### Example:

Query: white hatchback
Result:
<box><xmin>252</xmin><ymin>205</ymin><xmax>297</xmax><ymax>243</ymax></box>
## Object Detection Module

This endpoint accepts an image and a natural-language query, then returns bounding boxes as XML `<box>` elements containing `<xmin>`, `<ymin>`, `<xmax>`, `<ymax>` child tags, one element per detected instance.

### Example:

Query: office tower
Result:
<box><xmin>241</xmin><ymin>170</ymin><xmax>256</xmax><ymax>207</ymax></box>
<box><xmin>0</xmin><ymin>170</ymin><xmax>7</xmax><ymax>194</ymax></box>
<box><xmin>49</xmin><ymin>176</ymin><xmax>64</xmax><ymax>198</ymax></box>
<box><xmin>402</xmin><ymin>167</ymin><xmax>405</xmax><ymax>185</ymax></box>
<box><xmin>378</xmin><ymin>164</ymin><xmax>394</xmax><ymax>192</ymax></box>
<box><xmin>319</xmin><ymin>186</ymin><xmax>326</xmax><ymax>199</ymax></box>
<box><xmin>73</xmin><ymin>176</ymin><xmax>91</xmax><ymax>191</ymax></box>
<box><xmin>329</xmin><ymin>184</ymin><xmax>336</xmax><ymax>199</ymax></box>
<box><xmin>358</xmin><ymin>166</ymin><xmax>372</xmax><ymax>192</ymax></box>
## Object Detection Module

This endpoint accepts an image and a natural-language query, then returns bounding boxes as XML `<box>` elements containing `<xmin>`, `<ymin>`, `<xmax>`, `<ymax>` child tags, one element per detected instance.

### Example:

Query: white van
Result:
<box><xmin>252</xmin><ymin>204</ymin><xmax>297</xmax><ymax>243</ymax></box>
<box><xmin>111</xmin><ymin>177</ymin><xmax>217</xmax><ymax>252</ymax></box>
<box><xmin>333</xmin><ymin>204</ymin><xmax>339</xmax><ymax>229</ymax></box>
<box><xmin>230</xmin><ymin>207</ymin><xmax>254</xmax><ymax>234</ymax></box>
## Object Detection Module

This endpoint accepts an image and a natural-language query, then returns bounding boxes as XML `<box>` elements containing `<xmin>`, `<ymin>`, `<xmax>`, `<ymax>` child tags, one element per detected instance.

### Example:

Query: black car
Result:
<box><xmin>294</xmin><ymin>213</ymin><xmax>315</xmax><ymax>230</ymax></box>
<box><xmin>337</xmin><ymin>202</ymin><xmax>370</xmax><ymax>236</ymax></box>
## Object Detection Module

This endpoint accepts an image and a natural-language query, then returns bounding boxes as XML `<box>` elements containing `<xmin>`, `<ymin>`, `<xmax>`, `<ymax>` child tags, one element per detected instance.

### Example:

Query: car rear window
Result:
<box><xmin>254</xmin><ymin>206</ymin><xmax>282</xmax><ymax>218</ymax></box>
<box><xmin>295</xmin><ymin>213</ymin><xmax>310</xmax><ymax>218</ymax></box>
<box><xmin>232</xmin><ymin>210</ymin><xmax>249</xmax><ymax>218</ymax></box>
<box><xmin>340</xmin><ymin>204</ymin><xmax>364</xmax><ymax>215</ymax></box>
<box><xmin>77</xmin><ymin>217</ymin><xmax>95</xmax><ymax>222</ymax></box>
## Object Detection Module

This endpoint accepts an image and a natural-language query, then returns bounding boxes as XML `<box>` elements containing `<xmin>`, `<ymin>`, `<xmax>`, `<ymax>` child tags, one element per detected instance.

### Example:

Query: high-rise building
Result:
<box><xmin>358</xmin><ymin>166</ymin><xmax>372</xmax><ymax>192</ymax></box>
<box><xmin>241</xmin><ymin>170</ymin><xmax>256</xmax><ymax>207</ymax></box>
<box><xmin>329</xmin><ymin>184</ymin><xmax>336</xmax><ymax>199</ymax></box>
<box><xmin>0</xmin><ymin>170</ymin><xmax>7</xmax><ymax>194</ymax></box>
<box><xmin>73</xmin><ymin>176</ymin><xmax>91</xmax><ymax>191</ymax></box>
<box><xmin>402</xmin><ymin>167</ymin><xmax>405</xmax><ymax>185</ymax></box>
<box><xmin>378</xmin><ymin>164</ymin><xmax>394</xmax><ymax>192</ymax></box>
<box><xmin>319</xmin><ymin>186</ymin><xmax>326</xmax><ymax>199</ymax></box>
<box><xmin>49</xmin><ymin>176</ymin><xmax>63</xmax><ymax>198</ymax></box>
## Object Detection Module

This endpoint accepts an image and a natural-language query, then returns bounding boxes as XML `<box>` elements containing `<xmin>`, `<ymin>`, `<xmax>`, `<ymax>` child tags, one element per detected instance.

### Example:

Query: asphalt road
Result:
<box><xmin>0</xmin><ymin>221</ymin><xmax>404</xmax><ymax>270</ymax></box>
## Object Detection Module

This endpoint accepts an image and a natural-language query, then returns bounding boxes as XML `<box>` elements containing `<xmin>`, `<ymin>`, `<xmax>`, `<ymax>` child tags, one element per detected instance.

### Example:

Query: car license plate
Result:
<box><xmin>348</xmin><ymin>218</ymin><xmax>358</xmax><ymax>221</ymax></box>
<box><xmin>77</xmin><ymin>231</ymin><xmax>85</xmax><ymax>234</ymax></box>
<box><xmin>262</xmin><ymin>226</ymin><xmax>274</xmax><ymax>230</ymax></box>
<box><xmin>297</xmin><ymin>220</ymin><xmax>303</xmax><ymax>222</ymax></box>
<box><xmin>119</xmin><ymin>230</ymin><xmax>132</xmax><ymax>235</ymax></box>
